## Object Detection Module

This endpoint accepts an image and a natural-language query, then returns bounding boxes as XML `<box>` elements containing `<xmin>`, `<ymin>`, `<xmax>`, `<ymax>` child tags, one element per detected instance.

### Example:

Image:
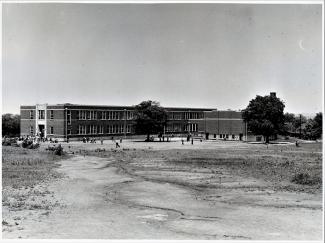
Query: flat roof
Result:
<box><xmin>21</xmin><ymin>103</ymin><xmax>215</xmax><ymax>111</ymax></box>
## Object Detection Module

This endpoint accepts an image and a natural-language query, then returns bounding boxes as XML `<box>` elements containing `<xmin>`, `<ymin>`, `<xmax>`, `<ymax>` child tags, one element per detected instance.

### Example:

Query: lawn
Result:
<box><xmin>2</xmin><ymin>146</ymin><xmax>67</xmax><ymax>214</ymax></box>
<box><xmin>2</xmin><ymin>146</ymin><xmax>65</xmax><ymax>188</ymax></box>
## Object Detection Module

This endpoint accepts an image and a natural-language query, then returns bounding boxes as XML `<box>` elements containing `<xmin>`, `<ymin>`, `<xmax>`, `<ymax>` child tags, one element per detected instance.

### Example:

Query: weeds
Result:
<box><xmin>2</xmin><ymin>146</ymin><xmax>65</xmax><ymax>188</ymax></box>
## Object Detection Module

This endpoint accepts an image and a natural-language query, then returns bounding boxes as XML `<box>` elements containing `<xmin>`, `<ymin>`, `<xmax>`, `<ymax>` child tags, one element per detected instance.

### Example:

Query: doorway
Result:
<box><xmin>38</xmin><ymin>125</ymin><xmax>45</xmax><ymax>138</ymax></box>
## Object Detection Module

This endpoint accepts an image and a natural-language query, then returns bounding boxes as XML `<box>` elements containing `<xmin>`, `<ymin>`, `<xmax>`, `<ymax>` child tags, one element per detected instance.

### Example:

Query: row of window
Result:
<box><xmin>30</xmin><ymin>110</ymin><xmax>55</xmax><ymax>120</ymax></box>
<box><xmin>78</xmin><ymin>110</ymin><xmax>134</xmax><ymax>120</ymax></box>
<box><xmin>78</xmin><ymin>124</ymin><xmax>132</xmax><ymax>135</ymax></box>
<box><xmin>29</xmin><ymin>110</ymin><xmax>202</xmax><ymax>121</ymax></box>
<box><xmin>184</xmin><ymin>112</ymin><xmax>202</xmax><ymax>120</ymax></box>
<box><xmin>185</xmin><ymin>123</ymin><xmax>198</xmax><ymax>132</ymax></box>
<box><xmin>30</xmin><ymin>110</ymin><xmax>46</xmax><ymax>119</ymax></box>
<box><xmin>168</xmin><ymin>112</ymin><xmax>203</xmax><ymax>120</ymax></box>
<box><xmin>166</xmin><ymin>123</ymin><xmax>198</xmax><ymax>132</ymax></box>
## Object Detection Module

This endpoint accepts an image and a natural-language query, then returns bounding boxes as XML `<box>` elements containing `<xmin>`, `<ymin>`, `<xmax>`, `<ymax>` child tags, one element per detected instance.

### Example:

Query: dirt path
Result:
<box><xmin>3</xmin><ymin>153</ymin><xmax>322</xmax><ymax>239</ymax></box>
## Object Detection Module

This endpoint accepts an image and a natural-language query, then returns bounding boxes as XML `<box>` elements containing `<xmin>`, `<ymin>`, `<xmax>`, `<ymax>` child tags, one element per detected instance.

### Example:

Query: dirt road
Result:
<box><xmin>2</xmin><ymin>141</ymin><xmax>323</xmax><ymax>239</ymax></box>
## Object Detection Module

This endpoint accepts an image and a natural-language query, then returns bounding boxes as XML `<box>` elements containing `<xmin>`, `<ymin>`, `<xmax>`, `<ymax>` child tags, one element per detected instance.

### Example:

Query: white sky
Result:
<box><xmin>2</xmin><ymin>3</ymin><xmax>323</xmax><ymax>114</ymax></box>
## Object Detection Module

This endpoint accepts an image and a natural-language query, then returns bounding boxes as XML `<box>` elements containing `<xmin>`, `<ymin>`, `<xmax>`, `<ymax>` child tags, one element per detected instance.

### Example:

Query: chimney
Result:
<box><xmin>270</xmin><ymin>92</ymin><xmax>276</xmax><ymax>98</ymax></box>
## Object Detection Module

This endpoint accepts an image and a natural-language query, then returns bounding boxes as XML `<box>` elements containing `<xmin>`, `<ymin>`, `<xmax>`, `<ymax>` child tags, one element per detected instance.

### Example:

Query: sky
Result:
<box><xmin>2</xmin><ymin>3</ymin><xmax>323</xmax><ymax>115</ymax></box>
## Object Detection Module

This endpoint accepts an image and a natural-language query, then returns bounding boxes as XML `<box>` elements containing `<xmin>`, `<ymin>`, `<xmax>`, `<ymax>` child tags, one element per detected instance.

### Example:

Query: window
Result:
<box><xmin>30</xmin><ymin>110</ymin><xmax>34</xmax><ymax>119</ymax></box>
<box><xmin>78</xmin><ymin>110</ymin><xmax>86</xmax><ymax>120</ymax></box>
<box><xmin>101</xmin><ymin>111</ymin><xmax>106</xmax><ymax>120</ymax></box>
<box><xmin>89</xmin><ymin>111</ymin><xmax>97</xmax><ymax>120</ymax></box>
<box><xmin>99</xmin><ymin>125</ymin><xmax>104</xmax><ymax>134</ymax></box>
<box><xmin>127</xmin><ymin>124</ymin><xmax>131</xmax><ymax>133</ymax></box>
<box><xmin>127</xmin><ymin>111</ymin><xmax>134</xmax><ymax>120</ymax></box>
<box><xmin>30</xmin><ymin>126</ymin><xmax>34</xmax><ymax>135</ymax></box>
<box><xmin>67</xmin><ymin>110</ymin><xmax>71</xmax><ymax>125</ymax></box>
<box><xmin>78</xmin><ymin>125</ymin><xmax>86</xmax><ymax>135</ymax></box>
<box><xmin>187</xmin><ymin>123</ymin><xmax>197</xmax><ymax>132</ymax></box>
<box><xmin>50</xmin><ymin>126</ymin><xmax>54</xmax><ymax>134</ymax></box>
<box><xmin>50</xmin><ymin>110</ymin><xmax>54</xmax><ymax>119</ymax></box>
<box><xmin>86</xmin><ymin>111</ymin><xmax>90</xmax><ymax>120</ymax></box>
<box><xmin>38</xmin><ymin>110</ymin><xmax>45</xmax><ymax>120</ymax></box>
<box><xmin>92</xmin><ymin>125</ymin><xmax>97</xmax><ymax>134</ymax></box>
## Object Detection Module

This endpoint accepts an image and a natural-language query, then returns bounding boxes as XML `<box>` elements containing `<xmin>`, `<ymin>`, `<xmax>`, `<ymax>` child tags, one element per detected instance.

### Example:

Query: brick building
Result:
<box><xmin>20</xmin><ymin>103</ymin><xmax>248</xmax><ymax>141</ymax></box>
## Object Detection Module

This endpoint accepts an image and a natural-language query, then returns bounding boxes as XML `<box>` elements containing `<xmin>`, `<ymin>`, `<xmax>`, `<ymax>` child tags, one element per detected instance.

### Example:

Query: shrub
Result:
<box><xmin>291</xmin><ymin>172</ymin><xmax>321</xmax><ymax>185</ymax></box>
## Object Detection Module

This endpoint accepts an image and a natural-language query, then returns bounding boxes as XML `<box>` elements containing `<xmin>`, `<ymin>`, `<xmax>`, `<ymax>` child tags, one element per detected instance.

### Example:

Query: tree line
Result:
<box><xmin>242</xmin><ymin>94</ymin><xmax>322</xmax><ymax>142</ymax></box>
<box><xmin>2</xmin><ymin>114</ymin><xmax>20</xmax><ymax>137</ymax></box>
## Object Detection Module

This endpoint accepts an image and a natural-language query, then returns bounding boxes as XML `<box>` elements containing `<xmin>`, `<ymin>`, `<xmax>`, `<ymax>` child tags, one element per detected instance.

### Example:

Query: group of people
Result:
<box><xmin>82</xmin><ymin>136</ymin><xmax>123</xmax><ymax>147</ymax></box>
<box><xmin>82</xmin><ymin>137</ymin><xmax>99</xmax><ymax>144</ymax></box>
<box><xmin>181</xmin><ymin>135</ymin><xmax>195</xmax><ymax>145</ymax></box>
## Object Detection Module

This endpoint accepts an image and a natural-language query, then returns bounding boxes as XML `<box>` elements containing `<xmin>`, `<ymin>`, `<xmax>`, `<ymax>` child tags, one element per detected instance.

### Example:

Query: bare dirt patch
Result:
<box><xmin>2</xmin><ymin>140</ymin><xmax>323</xmax><ymax>239</ymax></box>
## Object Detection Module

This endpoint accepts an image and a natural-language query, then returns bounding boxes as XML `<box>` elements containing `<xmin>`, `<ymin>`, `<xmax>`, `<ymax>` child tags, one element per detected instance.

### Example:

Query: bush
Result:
<box><xmin>54</xmin><ymin>145</ymin><xmax>63</xmax><ymax>156</ymax></box>
<box><xmin>291</xmin><ymin>172</ymin><xmax>321</xmax><ymax>185</ymax></box>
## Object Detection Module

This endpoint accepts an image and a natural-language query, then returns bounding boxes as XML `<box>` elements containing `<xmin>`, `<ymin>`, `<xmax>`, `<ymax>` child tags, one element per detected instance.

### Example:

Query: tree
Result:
<box><xmin>282</xmin><ymin>113</ymin><xmax>307</xmax><ymax>137</ymax></box>
<box><xmin>134</xmin><ymin>100</ymin><xmax>168</xmax><ymax>141</ymax></box>
<box><xmin>242</xmin><ymin>94</ymin><xmax>285</xmax><ymax>143</ymax></box>
<box><xmin>303</xmin><ymin>112</ymin><xmax>322</xmax><ymax>140</ymax></box>
<box><xmin>2</xmin><ymin>113</ymin><xmax>20</xmax><ymax>137</ymax></box>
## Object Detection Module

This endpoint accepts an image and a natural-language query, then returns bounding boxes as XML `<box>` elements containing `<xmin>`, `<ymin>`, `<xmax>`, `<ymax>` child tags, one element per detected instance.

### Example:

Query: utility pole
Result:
<box><xmin>65</xmin><ymin>107</ymin><xmax>68</xmax><ymax>142</ymax></box>
<box><xmin>204</xmin><ymin>111</ymin><xmax>206</xmax><ymax>137</ymax></box>
<box><xmin>124</xmin><ymin>109</ymin><xmax>127</xmax><ymax>139</ymax></box>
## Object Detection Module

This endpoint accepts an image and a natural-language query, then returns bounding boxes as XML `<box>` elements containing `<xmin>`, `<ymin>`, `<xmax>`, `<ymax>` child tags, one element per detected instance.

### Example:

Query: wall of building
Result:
<box><xmin>20</xmin><ymin>106</ymin><xmax>36</xmax><ymax>136</ymax></box>
<box><xmin>196</xmin><ymin>110</ymin><xmax>246</xmax><ymax>140</ymax></box>
<box><xmin>21</xmin><ymin>104</ymin><xmax>248</xmax><ymax>140</ymax></box>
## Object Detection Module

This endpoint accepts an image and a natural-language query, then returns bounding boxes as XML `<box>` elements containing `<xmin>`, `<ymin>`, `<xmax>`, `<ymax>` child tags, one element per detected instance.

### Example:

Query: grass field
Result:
<box><xmin>2</xmin><ymin>146</ymin><xmax>65</xmax><ymax>188</ymax></box>
<box><xmin>2</xmin><ymin>146</ymin><xmax>67</xmax><ymax>214</ymax></box>
<box><xmin>84</xmin><ymin>141</ymin><xmax>323</xmax><ymax>193</ymax></box>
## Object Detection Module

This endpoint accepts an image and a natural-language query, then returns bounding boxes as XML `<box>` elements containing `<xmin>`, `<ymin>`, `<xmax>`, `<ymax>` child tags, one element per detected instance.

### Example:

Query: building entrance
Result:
<box><xmin>38</xmin><ymin>125</ymin><xmax>45</xmax><ymax>138</ymax></box>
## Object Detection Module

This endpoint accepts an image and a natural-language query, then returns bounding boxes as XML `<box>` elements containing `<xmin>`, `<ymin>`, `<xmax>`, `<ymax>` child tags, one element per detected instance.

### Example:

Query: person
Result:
<box><xmin>181</xmin><ymin>139</ymin><xmax>184</xmax><ymax>145</ymax></box>
<box><xmin>191</xmin><ymin>138</ymin><xmax>194</xmax><ymax>145</ymax></box>
<box><xmin>295</xmin><ymin>140</ymin><xmax>299</xmax><ymax>147</ymax></box>
<box><xmin>120</xmin><ymin>138</ymin><xmax>122</xmax><ymax>143</ymax></box>
<box><xmin>100</xmin><ymin>137</ymin><xmax>104</xmax><ymax>145</ymax></box>
<box><xmin>86</xmin><ymin>137</ymin><xmax>89</xmax><ymax>143</ymax></box>
<box><xmin>116</xmin><ymin>142</ymin><xmax>120</xmax><ymax>148</ymax></box>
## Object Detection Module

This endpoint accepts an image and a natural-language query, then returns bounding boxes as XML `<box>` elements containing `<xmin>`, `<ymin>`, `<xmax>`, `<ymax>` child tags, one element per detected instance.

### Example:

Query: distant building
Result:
<box><xmin>20</xmin><ymin>103</ymin><xmax>249</xmax><ymax>141</ymax></box>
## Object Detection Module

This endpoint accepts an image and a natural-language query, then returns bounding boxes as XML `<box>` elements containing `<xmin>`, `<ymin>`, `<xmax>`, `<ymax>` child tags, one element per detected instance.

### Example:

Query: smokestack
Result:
<box><xmin>270</xmin><ymin>92</ymin><xmax>276</xmax><ymax>98</ymax></box>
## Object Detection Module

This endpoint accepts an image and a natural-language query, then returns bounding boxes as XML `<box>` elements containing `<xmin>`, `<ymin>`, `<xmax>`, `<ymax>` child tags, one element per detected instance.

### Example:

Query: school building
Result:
<box><xmin>20</xmin><ymin>103</ymin><xmax>249</xmax><ymax>141</ymax></box>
